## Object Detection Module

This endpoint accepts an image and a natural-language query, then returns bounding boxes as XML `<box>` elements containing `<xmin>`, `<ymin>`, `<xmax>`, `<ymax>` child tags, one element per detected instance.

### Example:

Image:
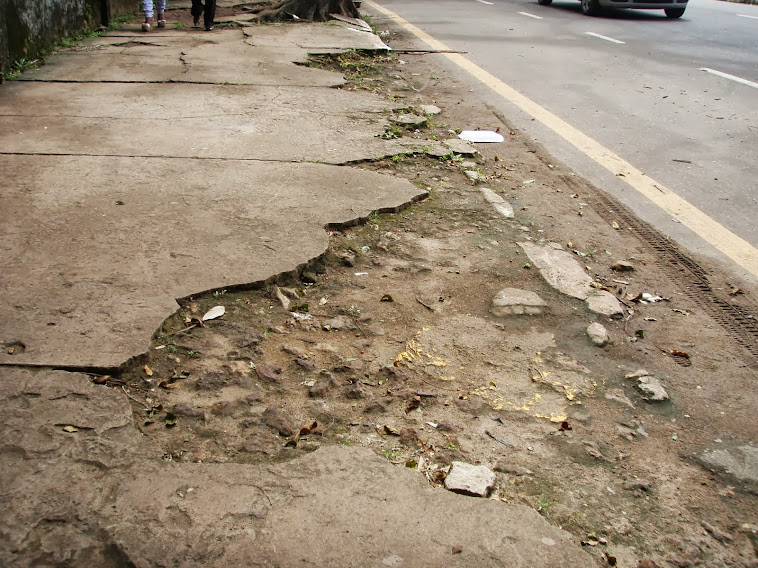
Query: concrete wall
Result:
<box><xmin>0</xmin><ymin>0</ymin><xmax>138</xmax><ymax>75</ymax></box>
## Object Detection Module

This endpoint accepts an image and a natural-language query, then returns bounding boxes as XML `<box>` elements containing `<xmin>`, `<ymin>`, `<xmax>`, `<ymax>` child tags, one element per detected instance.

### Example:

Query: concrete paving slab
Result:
<box><xmin>0</xmin><ymin>155</ymin><xmax>425</xmax><ymax>368</ymax></box>
<box><xmin>0</xmin><ymin>368</ymin><xmax>594</xmax><ymax>567</ymax></box>
<box><xmin>0</xmin><ymin>81</ymin><xmax>404</xmax><ymax>163</ymax></box>
<box><xmin>20</xmin><ymin>27</ymin><xmax>346</xmax><ymax>87</ymax></box>
<box><xmin>519</xmin><ymin>241</ymin><xmax>593</xmax><ymax>300</ymax></box>
<box><xmin>242</xmin><ymin>23</ymin><xmax>390</xmax><ymax>51</ymax></box>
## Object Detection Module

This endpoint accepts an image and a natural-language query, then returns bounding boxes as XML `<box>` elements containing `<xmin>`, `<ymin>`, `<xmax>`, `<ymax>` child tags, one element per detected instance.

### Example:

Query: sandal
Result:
<box><xmin>141</xmin><ymin>22</ymin><xmax>151</xmax><ymax>31</ymax></box>
<box><xmin>193</xmin><ymin>16</ymin><xmax>201</xmax><ymax>27</ymax></box>
<box><xmin>157</xmin><ymin>19</ymin><xmax>167</xmax><ymax>28</ymax></box>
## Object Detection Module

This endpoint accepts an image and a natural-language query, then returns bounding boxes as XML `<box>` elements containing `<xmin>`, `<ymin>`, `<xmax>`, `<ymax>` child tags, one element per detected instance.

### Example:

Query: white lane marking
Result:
<box><xmin>518</xmin><ymin>11</ymin><xmax>544</xmax><ymax>19</ymax></box>
<box><xmin>476</xmin><ymin>0</ymin><xmax>494</xmax><ymax>4</ymax></box>
<box><xmin>737</xmin><ymin>14</ymin><xmax>758</xmax><ymax>19</ymax></box>
<box><xmin>584</xmin><ymin>32</ymin><xmax>625</xmax><ymax>44</ymax></box>
<box><xmin>700</xmin><ymin>68</ymin><xmax>758</xmax><ymax>89</ymax></box>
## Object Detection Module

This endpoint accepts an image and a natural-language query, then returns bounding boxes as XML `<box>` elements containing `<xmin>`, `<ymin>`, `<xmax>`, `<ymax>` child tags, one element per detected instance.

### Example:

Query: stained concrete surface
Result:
<box><xmin>0</xmin><ymin>81</ymin><xmax>405</xmax><ymax>162</ymax></box>
<box><xmin>0</xmin><ymin>155</ymin><xmax>423</xmax><ymax>367</ymax></box>
<box><xmin>0</xmin><ymin>17</ymin><xmax>594</xmax><ymax>567</ymax></box>
<box><xmin>0</xmin><ymin>368</ymin><xmax>594</xmax><ymax>568</ymax></box>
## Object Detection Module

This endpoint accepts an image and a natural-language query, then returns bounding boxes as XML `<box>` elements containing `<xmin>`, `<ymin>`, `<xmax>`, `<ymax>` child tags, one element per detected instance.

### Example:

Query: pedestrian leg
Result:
<box><xmin>156</xmin><ymin>0</ymin><xmax>167</xmax><ymax>27</ymax></box>
<box><xmin>142</xmin><ymin>0</ymin><xmax>154</xmax><ymax>31</ymax></box>
<box><xmin>191</xmin><ymin>0</ymin><xmax>204</xmax><ymax>27</ymax></box>
<box><xmin>204</xmin><ymin>0</ymin><xmax>216</xmax><ymax>30</ymax></box>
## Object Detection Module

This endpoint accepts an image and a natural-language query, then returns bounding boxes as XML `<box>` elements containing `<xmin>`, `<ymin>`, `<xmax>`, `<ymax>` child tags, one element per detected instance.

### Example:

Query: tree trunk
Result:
<box><xmin>260</xmin><ymin>0</ymin><xmax>360</xmax><ymax>22</ymax></box>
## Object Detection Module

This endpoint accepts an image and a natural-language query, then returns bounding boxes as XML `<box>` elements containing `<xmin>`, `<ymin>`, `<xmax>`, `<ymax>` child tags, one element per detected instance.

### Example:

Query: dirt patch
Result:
<box><xmin>105</xmin><ymin>18</ymin><xmax>758</xmax><ymax>568</ymax></box>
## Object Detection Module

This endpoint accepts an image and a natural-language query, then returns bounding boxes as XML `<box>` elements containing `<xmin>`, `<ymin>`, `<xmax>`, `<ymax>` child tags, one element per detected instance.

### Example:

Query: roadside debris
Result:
<box><xmin>444</xmin><ymin>462</ymin><xmax>496</xmax><ymax>497</ymax></box>
<box><xmin>458</xmin><ymin>130</ymin><xmax>504</xmax><ymax>143</ymax></box>
<box><xmin>202</xmin><ymin>305</ymin><xmax>225</xmax><ymax>321</ymax></box>
<box><xmin>625</xmin><ymin>370</ymin><xmax>669</xmax><ymax>401</ymax></box>
<box><xmin>587</xmin><ymin>322</ymin><xmax>609</xmax><ymax>347</ymax></box>
<box><xmin>490</xmin><ymin>288</ymin><xmax>546</xmax><ymax>316</ymax></box>
<box><xmin>611</xmin><ymin>260</ymin><xmax>635</xmax><ymax>272</ymax></box>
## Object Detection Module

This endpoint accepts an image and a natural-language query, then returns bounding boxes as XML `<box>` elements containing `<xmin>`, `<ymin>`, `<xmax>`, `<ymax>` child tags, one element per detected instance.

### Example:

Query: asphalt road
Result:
<box><xmin>370</xmin><ymin>0</ymin><xmax>758</xmax><ymax>282</ymax></box>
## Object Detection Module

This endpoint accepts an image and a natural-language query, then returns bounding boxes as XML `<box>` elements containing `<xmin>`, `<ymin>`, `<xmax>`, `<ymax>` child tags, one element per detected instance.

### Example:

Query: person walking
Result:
<box><xmin>141</xmin><ymin>0</ymin><xmax>167</xmax><ymax>31</ymax></box>
<box><xmin>191</xmin><ymin>0</ymin><xmax>217</xmax><ymax>31</ymax></box>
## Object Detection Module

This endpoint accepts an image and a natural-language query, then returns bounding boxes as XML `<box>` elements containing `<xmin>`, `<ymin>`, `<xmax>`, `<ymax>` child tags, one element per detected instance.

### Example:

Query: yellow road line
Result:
<box><xmin>365</xmin><ymin>0</ymin><xmax>758</xmax><ymax>277</ymax></box>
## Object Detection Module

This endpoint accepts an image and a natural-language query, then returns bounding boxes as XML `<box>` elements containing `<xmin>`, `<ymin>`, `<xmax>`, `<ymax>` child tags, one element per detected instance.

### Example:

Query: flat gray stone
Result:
<box><xmin>697</xmin><ymin>443</ymin><xmax>758</xmax><ymax>485</ymax></box>
<box><xmin>490</xmin><ymin>288</ymin><xmax>546</xmax><ymax>316</ymax></box>
<box><xmin>417</xmin><ymin>104</ymin><xmax>441</xmax><ymax>115</ymax></box>
<box><xmin>444</xmin><ymin>461</ymin><xmax>496</xmax><ymax>497</ymax></box>
<box><xmin>444</xmin><ymin>138</ymin><xmax>479</xmax><ymax>157</ymax></box>
<box><xmin>420</xmin><ymin>142</ymin><xmax>453</xmax><ymax>158</ymax></box>
<box><xmin>587</xmin><ymin>322</ymin><xmax>609</xmax><ymax>346</ymax></box>
<box><xmin>518</xmin><ymin>242</ymin><xmax>593</xmax><ymax>300</ymax></box>
<box><xmin>631</xmin><ymin>375</ymin><xmax>669</xmax><ymax>401</ymax></box>
<box><xmin>0</xmin><ymin>156</ymin><xmax>425</xmax><ymax>368</ymax></box>
<box><xmin>611</xmin><ymin>260</ymin><xmax>635</xmax><ymax>271</ymax></box>
<box><xmin>393</xmin><ymin>113</ymin><xmax>428</xmax><ymax>128</ymax></box>
<box><xmin>464</xmin><ymin>170</ymin><xmax>481</xmax><ymax>182</ymax></box>
<box><xmin>480</xmin><ymin>188</ymin><xmax>514</xmax><ymax>218</ymax></box>
<box><xmin>585</xmin><ymin>291</ymin><xmax>625</xmax><ymax>318</ymax></box>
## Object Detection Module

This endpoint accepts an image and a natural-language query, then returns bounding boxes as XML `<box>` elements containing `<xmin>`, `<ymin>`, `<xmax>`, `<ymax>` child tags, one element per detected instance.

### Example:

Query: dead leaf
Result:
<box><xmin>670</xmin><ymin>350</ymin><xmax>689</xmax><ymax>358</ymax></box>
<box><xmin>610</xmin><ymin>221</ymin><xmax>620</xmax><ymax>230</ymax></box>
<box><xmin>158</xmin><ymin>380</ymin><xmax>180</xmax><ymax>390</ymax></box>
<box><xmin>381</xmin><ymin>294</ymin><xmax>394</xmax><ymax>302</ymax></box>
<box><xmin>202</xmin><ymin>305</ymin><xmax>225</xmax><ymax>321</ymax></box>
<box><xmin>62</xmin><ymin>425</ymin><xmax>79</xmax><ymax>433</ymax></box>
<box><xmin>165</xmin><ymin>412</ymin><xmax>178</xmax><ymax>427</ymax></box>
<box><xmin>383</xmin><ymin>425</ymin><xmax>401</xmax><ymax>436</ymax></box>
<box><xmin>559</xmin><ymin>421</ymin><xmax>572</xmax><ymax>431</ymax></box>
<box><xmin>299</xmin><ymin>421</ymin><xmax>318</xmax><ymax>437</ymax></box>
<box><xmin>143</xmin><ymin>365</ymin><xmax>153</xmax><ymax>377</ymax></box>
<box><xmin>92</xmin><ymin>375</ymin><xmax>109</xmax><ymax>385</ymax></box>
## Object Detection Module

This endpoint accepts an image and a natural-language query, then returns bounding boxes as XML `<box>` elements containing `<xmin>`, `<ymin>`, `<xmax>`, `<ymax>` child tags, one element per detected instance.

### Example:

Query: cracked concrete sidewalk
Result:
<box><xmin>0</xmin><ymin>12</ymin><xmax>594</xmax><ymax>567</ymax></box>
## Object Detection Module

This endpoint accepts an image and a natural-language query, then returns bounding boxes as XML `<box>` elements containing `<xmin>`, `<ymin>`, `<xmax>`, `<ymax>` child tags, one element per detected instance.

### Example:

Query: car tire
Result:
<box><xmin>538</xmin><ymin>0</ymin><xmax>553</xmax><ymax>5</ymax></box>
<box><xmin>581</xmin><ymin>0</ymin><xmax>600</xmax><ymax>16</ymax></box>
<box><xmin>664</xmin><ymin>7</ymin><xmax>685</xmax><ymax>17</ymax></box>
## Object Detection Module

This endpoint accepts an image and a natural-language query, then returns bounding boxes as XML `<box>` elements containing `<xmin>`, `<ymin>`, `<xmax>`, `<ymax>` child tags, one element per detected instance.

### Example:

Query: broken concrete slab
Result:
<box><xmin>392</xmin><ymin>113</ymin><xmax>428</xmax><ymax>128</ymax></box>
<box><xmin>445</xmin><ymin>461</ymin><xmax>496</xmax><ymax>497</ymax></box>
<box><xmin>444</xmin><ymin>138</ymin><xmax>479</xmax><ymax>157</ymax></box>
<box><xmin>0</xmin><ymin>81</ymin><xmax>405</xmax><ymax>163</ymax></box>
<box><xmin>480</xmin><ymin>188</ymin><xmax>515</xmax><ymax>218</ymax></box>
<box><xmin>0</xmin><ymin>155</ymin><xmax>425</xmax><ymax>368</ymax></box>
<box><xmin>586</xmin><ymin>290</ymin><xmax>625</xmax><ymax>318</ymax></box>
<box><xmin>695</xmin><ymin>441</ymin><xmax>758</xmax><ymax>487</ymax></box>
<box><xmin>490</xmin><ymin>288</ymin><xmax>546</xmax><ymax>316</ymax></box>
<box><xmin>0</xmin><ymin>369</ymin><xmax>595</xmax><ymax>567</ymax></box>
<box><xmin>626</xmin><ymin>374</ymin><xmax>669</xmax><ymax>401</ymax></box>
<box><xmin>242</xmin><ymin>23</ymin><xmax>390</xmax><ymax>51</ymax></box>
<box><xmin>587</xmin><ymin>322</ymin><xmax>609</xmax><ymax>346</ymax></box>
<box><xmin>519</xmin><ymin>242</ymin><xmax>592</xmax><ymax>300</ymax></box>
<box><xmin>417</xmin><ymin>104</ymin><xmax>441</xmax><ymax>116</ymax></box>
<box><xmin>21</xmin><ymin>24</ymin><xmax>388</xmax><ymax>87</ymax></box>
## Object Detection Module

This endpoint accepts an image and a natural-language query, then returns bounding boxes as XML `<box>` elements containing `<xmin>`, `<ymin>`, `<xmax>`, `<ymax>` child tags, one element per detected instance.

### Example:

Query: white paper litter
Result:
<box><xmin>458</xmin><ymin>130</ymin><xmax>505</xmax><ymax>143</ymax></box>
<box><xmin>202</xmin><ymin>305</ymin><xmax>225</xmax><ymax>321</ymax></box>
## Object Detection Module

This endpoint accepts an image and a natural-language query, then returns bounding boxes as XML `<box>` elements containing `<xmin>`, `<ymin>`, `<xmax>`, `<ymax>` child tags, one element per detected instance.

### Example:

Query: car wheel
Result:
<box><xmin>538</xmin><ymin>0</ymin><xmax>553</xmax><ymax>5</ymax></box>
<box><xmin>664</xmin><ymin>7</ymin><xmax>685</xmax><ymax>17</ymax></box>
<box><xmin>581</xmin><ymin>0</ymin><xmax>600</xmax><ymax>16</ymax></box>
